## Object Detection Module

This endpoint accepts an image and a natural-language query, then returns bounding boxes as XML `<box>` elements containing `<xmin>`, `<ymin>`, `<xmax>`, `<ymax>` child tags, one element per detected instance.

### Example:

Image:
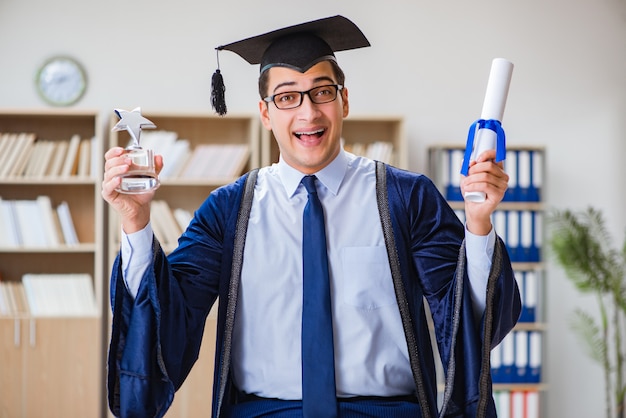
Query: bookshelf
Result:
<box><xmin>428</xmin><ymin>145</ymin><xmax>547</xmax><ymax>417</ymax></box>
<box><xmin>261</xmin><ymin>114</ymin><xmax>407</xmax><ymax>168</ymax></box>
<box><xmin>0</xmin><ymin>109</ymin><xmax>104</xmax><ymax>417</ymax></box>
<box><xmin>107</xmin><ymin>111</ymin><xmax>261</xmax><ymax>417</ymax></box>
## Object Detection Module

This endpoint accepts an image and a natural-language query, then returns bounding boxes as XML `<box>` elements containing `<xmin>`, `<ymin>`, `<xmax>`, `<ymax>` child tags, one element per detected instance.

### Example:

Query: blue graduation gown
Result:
<box><xmin>107</xmin><ymin>164</ymin><xmax>521</xmax><ymax>418</ymax></box>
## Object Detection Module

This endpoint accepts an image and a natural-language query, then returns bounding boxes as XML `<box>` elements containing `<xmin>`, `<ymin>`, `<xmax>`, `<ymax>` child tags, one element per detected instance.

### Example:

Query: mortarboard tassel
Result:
<box><xmin>211</xmin><ymin>50</ymin><xmax>227</xmax><ymax>116</ymax></box>
<box><xmin>211</xmin><ymin>68</ymin><xmax>227</xmax><ymax>116</ymax></box>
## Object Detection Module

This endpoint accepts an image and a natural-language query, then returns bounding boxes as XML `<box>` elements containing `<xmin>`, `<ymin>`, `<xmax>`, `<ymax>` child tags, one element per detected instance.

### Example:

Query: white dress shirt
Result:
<box><xmin>122</xmin><ymin>149</ymin><xmax>495</xmax><ymax>399</ymax></box>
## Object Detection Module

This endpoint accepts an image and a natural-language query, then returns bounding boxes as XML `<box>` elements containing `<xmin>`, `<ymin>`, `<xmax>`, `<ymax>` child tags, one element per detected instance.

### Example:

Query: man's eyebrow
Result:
<box><xmin>272</xmin><ymin>81</ymin><xmax>297</xmax><ymax>93</ymax></box>
<box><xmin>272</xmin><ymin>76</ymin><xmax>336</xmax><ymax>94</ymax></box>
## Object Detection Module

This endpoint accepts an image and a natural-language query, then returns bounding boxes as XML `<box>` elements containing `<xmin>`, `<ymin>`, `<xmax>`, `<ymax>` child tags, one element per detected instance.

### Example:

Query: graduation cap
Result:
<box><xmin>211</xmin><ymin>15</ymin><xmax>370</xmax><ymax>116</ymax></box>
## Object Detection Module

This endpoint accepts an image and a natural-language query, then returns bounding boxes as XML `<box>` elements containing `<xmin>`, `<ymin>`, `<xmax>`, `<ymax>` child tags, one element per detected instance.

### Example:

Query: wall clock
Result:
<box><xmin>36</xmin><ymin>56</ymin><xmax>87</xmax><ymax>106</ymax></box>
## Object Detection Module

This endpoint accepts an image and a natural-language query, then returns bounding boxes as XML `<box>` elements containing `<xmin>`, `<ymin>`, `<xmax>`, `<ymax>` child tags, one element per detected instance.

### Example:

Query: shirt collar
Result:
<box><xmin>278</xmin><ymin>148</ymin><xmax>349</xmax><ymax>198</ymax></box>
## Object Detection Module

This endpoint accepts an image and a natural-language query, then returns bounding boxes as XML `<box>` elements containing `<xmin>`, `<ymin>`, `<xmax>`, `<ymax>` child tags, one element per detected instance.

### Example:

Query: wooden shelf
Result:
<box><xmin>0</xmin><ymin>109</ymin><xmax>105</xmax><ymax>417</ymax></box>
<box><xmin>428</xmin><ymin>144</ymin><xmax>548</xmax><ymax>413</ymax></box>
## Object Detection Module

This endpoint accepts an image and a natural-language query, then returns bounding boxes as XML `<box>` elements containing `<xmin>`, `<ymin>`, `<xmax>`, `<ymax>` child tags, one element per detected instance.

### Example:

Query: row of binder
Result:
<box><xmin>491</xmin><ymin>330</ymin><xmax>542</xmax><ymax>384</ymax></box>
<box><xmin>515</xmin><ymin>270</ymin><xmax>540</xmax><ymax>323</ymax></box>
<box><xmin>435</xmin><ymin>148</ymin><xmax>543</xmax><ymax>202</ymax></box>
<box><xmin>493</xmin><ymin>390</ymin><xmax>539</xmax><ymax>418</ymax></box>
<box><xmin>494</xmin><ymin>210</ymin><xmax>542</xmax><ymax>262</ymax></box>
<box><xmin>454</xmin><ymin>209</ymin><xmax>542</xmax><ymax>263</ymax></box>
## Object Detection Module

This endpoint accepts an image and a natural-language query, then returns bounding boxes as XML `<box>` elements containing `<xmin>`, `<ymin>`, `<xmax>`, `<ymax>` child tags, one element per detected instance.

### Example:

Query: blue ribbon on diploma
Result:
<box><xmin>460</xmin><ymin>119</ymin><xmax>506</xmax><ymax>176</ymax></box>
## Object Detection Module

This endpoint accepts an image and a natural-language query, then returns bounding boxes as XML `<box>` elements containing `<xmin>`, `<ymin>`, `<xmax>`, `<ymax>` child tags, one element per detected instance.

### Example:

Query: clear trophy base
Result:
<box><xmin>115</xmin><ymin>147</ymin><xmax>160</xmax><ymax>194</ymax></box>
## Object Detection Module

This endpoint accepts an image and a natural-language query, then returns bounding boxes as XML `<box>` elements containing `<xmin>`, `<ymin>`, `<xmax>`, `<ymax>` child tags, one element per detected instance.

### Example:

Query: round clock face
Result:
<box><xmin>36</xmin><ymin>56</ymin><xmax>87</xmax><ymax>106</ymax></box>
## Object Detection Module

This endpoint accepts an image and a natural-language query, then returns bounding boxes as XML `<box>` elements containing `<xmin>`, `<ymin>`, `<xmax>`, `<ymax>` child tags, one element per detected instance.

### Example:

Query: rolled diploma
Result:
<box><xmin>465</xmin><ymin>58</ymin><xmax>514</xmax><ymax>202</ymax></box>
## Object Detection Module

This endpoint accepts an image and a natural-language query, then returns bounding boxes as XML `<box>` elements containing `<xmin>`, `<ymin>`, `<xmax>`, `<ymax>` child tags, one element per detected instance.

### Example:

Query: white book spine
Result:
<box><xmin>37</xmin><ymin>195</ymin><xmax>60</xmax><ymax>246</ymax></box>
<box><xmin>61</xmin><ymin>134</ymin><xmax>81</xmax><ymax>177</ymax></box>
<box><xmin>56</xmin><ymin>201</ymin><xmax>79</xmax><ymax>245</ymax></box>
<box><xmin>517</xmin><ymin>150</ymin><xmax>531</xmax><ymax>189</ymax></box>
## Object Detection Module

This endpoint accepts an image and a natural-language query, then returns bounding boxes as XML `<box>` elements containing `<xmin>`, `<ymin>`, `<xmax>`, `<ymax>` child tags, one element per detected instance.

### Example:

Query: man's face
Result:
<box><xmin>259</xmin><ymin>61</ymin><xmax>349</xmax><ymax>174</ymax></box>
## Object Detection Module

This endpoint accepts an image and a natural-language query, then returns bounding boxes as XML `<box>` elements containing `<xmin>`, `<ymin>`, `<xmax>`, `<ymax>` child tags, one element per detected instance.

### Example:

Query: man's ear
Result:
<box><xmin>259</xmin><ymin>100</ymin><xmax>272</xmax><ymax>130</ymax></box>
<box><xmin>342</xmin><ymin>87</ymin><xmax>349</xmax><ymax>118</ymax></box>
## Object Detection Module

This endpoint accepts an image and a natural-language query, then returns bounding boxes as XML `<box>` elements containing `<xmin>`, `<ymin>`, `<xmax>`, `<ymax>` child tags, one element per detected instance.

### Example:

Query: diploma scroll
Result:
<box><xmin>461</xmin><ymin>58</ymin><xmax>514</xmax><ymax>202</ymax></box>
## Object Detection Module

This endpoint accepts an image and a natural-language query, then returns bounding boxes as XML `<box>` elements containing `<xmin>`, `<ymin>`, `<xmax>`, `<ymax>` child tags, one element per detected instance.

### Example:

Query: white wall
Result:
<box><xmin>2</xmin><ymin>0</ymin><xmax>625</xmax><ymax>416</ymax></box>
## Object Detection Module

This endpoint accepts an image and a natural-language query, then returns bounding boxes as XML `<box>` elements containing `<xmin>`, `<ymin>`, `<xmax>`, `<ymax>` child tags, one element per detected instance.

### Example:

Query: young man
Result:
<box><xmin>103</xmin><ymin>15</ymin><xmax>520</xmax><ymax>418</ymax></box>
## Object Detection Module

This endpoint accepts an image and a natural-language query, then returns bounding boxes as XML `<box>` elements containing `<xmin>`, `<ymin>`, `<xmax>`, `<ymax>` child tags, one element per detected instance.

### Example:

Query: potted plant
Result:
<box><xmin>548</xmin><ymin>207</ymin><xmax>626</xmax><ymax>418</ymax></box>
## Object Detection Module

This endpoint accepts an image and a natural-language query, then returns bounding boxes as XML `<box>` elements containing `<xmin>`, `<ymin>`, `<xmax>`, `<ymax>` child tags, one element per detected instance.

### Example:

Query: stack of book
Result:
<box><xmin>492</xmin><ymin>390</ymin><xmax>539</xmax><ymax>418</ymax></box>
<box><xmin>0</xmin><ymin>196</ymin><xmax>79</xmax><ymax>248</ymax></box>
<box><xmin>0</xmin><ymin>132</ymin><xmax>96</xmax><ymax>179</ymax></box>
<box><xmin>491</xmin><ymin>330</ymin><xmax>542</xmax><ymax>384</ymax></box>
<box><xmin>26</xmin><ymin>274</ymin><xmax>97</xmax><ymax>316</ymax></box>
<box><xmin>492</xmin><ymin>209</ymin><xmax>542</xmax><ymax>263</ymax></box>
<box><xmin>430</xmin><ymin>147</ymin><xmax>543</xmax><ymax>203</ymax></box>
<box><xmin>0</xmin><ymin>273</ymin><xmax>97</xmax><ymax>317</ymax></box>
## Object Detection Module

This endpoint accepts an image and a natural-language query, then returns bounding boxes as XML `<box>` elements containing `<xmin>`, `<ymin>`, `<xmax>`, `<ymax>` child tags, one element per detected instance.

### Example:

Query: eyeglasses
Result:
<box><xmin>263</xmin><ymin>84</ymin><xmax>343</xmax><ymax>110</ymax></box>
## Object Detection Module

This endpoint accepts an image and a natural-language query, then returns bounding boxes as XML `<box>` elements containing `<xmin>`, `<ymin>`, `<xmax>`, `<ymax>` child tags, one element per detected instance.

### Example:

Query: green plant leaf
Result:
<box><xmin>570</xmin><ymin>308</ymin><xmax>606</xmax><ymax>365</ymax></box>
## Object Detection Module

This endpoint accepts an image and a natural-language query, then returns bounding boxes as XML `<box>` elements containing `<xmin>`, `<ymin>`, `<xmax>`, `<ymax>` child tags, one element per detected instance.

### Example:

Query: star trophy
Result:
<box><xmin>112</xmin><ymin>107</ymin><xmax>159</xmax><ymax>194</ymax></box>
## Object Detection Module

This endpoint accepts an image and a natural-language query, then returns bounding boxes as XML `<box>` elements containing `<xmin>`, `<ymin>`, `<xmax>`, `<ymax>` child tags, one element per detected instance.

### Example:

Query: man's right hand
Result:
<box><xmin>101</xmin><ymin>147</ymin><xmax>163</xmax><ymax>234</ymax></box>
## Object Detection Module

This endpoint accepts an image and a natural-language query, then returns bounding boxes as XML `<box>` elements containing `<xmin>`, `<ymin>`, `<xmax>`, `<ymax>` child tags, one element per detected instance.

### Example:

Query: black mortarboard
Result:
<box><xmin>210</xmin><ymin>15</ymin><xmax>370</xmax><ymax>116</ymax></box>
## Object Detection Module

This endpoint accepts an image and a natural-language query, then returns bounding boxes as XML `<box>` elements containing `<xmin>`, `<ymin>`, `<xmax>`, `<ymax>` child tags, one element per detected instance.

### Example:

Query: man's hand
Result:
<box><xmin>101</xmin><ymin>147</ymin><xmax>163</xmax><ymax>234</ymax></box>
<box><xmin>460</xmin><ymin>149</ymin><xmax>509</xmax><ymax>235</ymax></box>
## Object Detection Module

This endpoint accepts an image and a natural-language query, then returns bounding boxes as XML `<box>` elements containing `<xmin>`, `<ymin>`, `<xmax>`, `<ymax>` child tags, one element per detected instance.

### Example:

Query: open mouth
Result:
<box><xmin>294</xmin><ymin>128</ymin><xmax>325</xmax><ymax>140</ymax></box>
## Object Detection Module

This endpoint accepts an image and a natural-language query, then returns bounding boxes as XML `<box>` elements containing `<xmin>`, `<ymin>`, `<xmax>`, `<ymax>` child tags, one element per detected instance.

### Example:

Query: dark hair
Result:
<box><xmin>258</xmin><ymin>59</ymin><xmax>346</xmax><ymax>98</ymax></box>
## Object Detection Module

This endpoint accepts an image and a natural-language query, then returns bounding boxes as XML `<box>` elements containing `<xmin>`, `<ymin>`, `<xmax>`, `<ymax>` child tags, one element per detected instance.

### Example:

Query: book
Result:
<box><xmin>22</xmin><ymin>273</ymin><xmax>97</xmax><ymax>317</ymax></box>
<box><xmin>528</xmin><ymin>331</ymin><xmax>542</xmax><ymax>383</ymax></box>
<box><xmin>0</xmin><ymin>133</ymin><xmax>11</xmax><ymax>169</ymax></box>
<box><xmin>530</xmin><ymin>150</ymin><xmax>543</xmax><ymax>201</ymax></box>
<box><xmin>61</xmin><ymin>134</ymin><xmax>81</xmax><ymax>177</ymax></box>
<box><xmin>448</xmin><ymin>149</ymin><xmax>464</xmax><ymax>201</ymax></box>
<box><xmin>0</xmin><ymin>133</ymin><xmax>20</xmax><ymax>177</ymax></box>
<box><xmin>22</xmin><ymin>139</ymin><xmax>44</xmax><ymax>177</ymax></box>
<box><xmin>155</xmin><ymin>200</ymin><xmax>182</xmax><ymax>246</ymax></box>
<box><xmin>36</xmin><ymin>140</ymin><xmax>58</xmax><ymax>177</ymax></box>
<box><xmin>56</xmin><ymin>201</ymin><xmax>79</xmax><ymax>245</ymax></box>
<box><xmin>526</xmin><ymin>391</ymin><xmax>540</xmax><ymax>418</ymax></box>
<box><xmin>494</xmin><ymin>391</ymin><xmax>510</xmax><ymax>418</ymax></box>
<box><xmin>504</xmin><ymin>149</ymin><xmax>518</xmax><ymax>201</ymax></box>
<box><xmin>517</xmin><ymin>150</ymin><xmax>531</xmax><ymax>202</ymax></box>
<box><xmin>511</xmin><ymin>391</ymin><xmax>524</xmax><ymax>418</ymax></box>
<box><xmin>0</xmin><ymin>198</ymin><xmax>20</xmax><ymax>247</ymax></box>
<box><xmin>179</xmin><ymin>144</ymin><xmax>250</xmax><ymax>179</ymax></box>
<box><xmin>13</xmin><ymin>199</ymin><xmax>47</xmax><ymax>247</ymax></box>
<box><xmin>77</xmin><ymin>137</ymin><xmax>91</xmax><ymax>177</ymax></box>
<box><xmin>159</xmin><ymin>139</ymin><xmax>191</xmax><ymax>179</ymax></box>
<box><xmin>150</xmin><ymin>200</ymin><xmax>181</xmax><ymax>248</ymax></box>
<box><xmin>514</xmin><ymin>331</ymin><xmax>529</xmax><ymax>382</ymax></box>
<box><xmin>37</xmin><ymin>195</ymin><xmax>61</xmax><ymax>246</ymax></box>
<box><xmin>9</xmin><ymin>133</ymin><xmax>37</xmax><ymax>177</ymax></box>
<box><xmin>47</xmin><ymin>140</ymin><xmax>68</xmax><ymax>176</ymax></box>
<box><xmin>149</xmin><ymin>201</ymin><xmax>169</xmax><ymax>246</ymax></box>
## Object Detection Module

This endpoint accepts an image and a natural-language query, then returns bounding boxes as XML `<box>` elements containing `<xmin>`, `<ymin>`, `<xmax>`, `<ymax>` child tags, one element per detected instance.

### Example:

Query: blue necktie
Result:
<box><xmin>301</xmin><ymin>175</ymin><xmax>338</xmax><ymax>417</ymax></box>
